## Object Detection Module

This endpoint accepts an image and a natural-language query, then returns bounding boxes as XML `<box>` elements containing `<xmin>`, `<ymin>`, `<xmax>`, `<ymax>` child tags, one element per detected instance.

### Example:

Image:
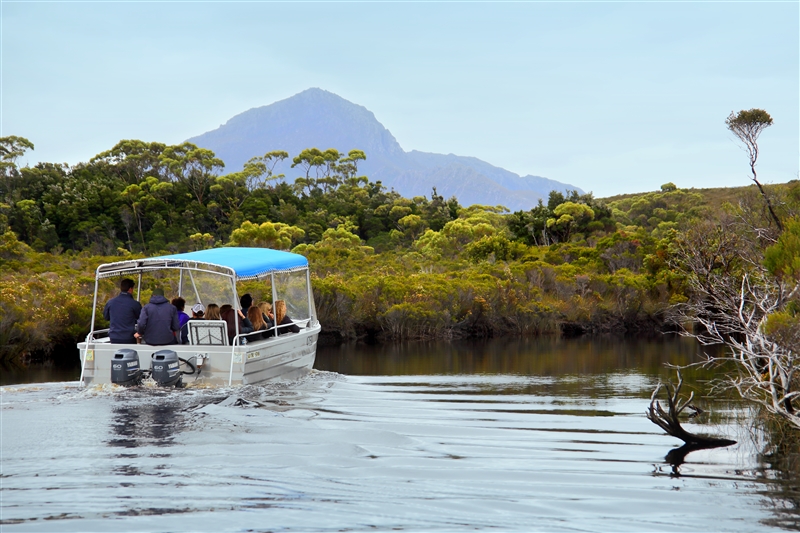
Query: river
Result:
<box><xmin>1</xmin><ymin>335</ymin><xmax>798</xmax><ymax>531</ymax></box>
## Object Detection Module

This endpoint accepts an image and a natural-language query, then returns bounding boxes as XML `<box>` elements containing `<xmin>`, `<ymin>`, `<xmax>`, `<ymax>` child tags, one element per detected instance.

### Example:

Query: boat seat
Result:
<box><xmin>188</xmin><ymin>320</ymin><xmax>229</xmax><ymax>346</ymax></box>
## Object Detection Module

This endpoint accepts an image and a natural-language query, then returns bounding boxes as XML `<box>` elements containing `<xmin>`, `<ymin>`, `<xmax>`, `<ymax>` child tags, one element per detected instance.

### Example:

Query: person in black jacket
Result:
<box><xmin>102</xmin><ymin>278</ymin><xmax>142</xmax><ymax>344</ymax></box>
<box><xmin>274</xmin><ymin>300</ymin><xmax>300</xmax><ymax>335</ymax></box>
<box><xmin>135</xmin><ymin>288</ymin><xmax>180</xmax><ymax>345</ymax></box>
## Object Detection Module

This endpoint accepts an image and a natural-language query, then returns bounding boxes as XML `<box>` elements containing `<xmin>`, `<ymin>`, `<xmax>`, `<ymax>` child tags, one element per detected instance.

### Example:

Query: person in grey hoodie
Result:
<box><xmin>135</xmin><ymin>287</ymin><xmax>180</xmax><ymax>345</ymax></box>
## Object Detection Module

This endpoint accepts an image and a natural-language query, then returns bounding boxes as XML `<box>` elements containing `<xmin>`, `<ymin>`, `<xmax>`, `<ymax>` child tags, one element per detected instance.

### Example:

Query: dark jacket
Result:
<box><xmin>102</xmin><ymin>292</ymin><xmax>142</xmax><ymax>344</ymax></box>
<box><xmin>245</xmin><ymin>323</ymin><xmax>268</xmax><ymax>341</ymax></box>
<box><xmin>137</xmin><ymin>295</ymin><xmax>180</xmax><ymax>346</ymax></box>
<box><xmin>221</xmin><ymin>308</ymin><xmax>253</xmax><ymax>344</ymax></box>
<box><xmin>277</xmin><ymin>315</ymin><xmax>301</xmax><ymax>335</ymax></box>
<box><xmin>262</xmin><ymin>314</ymin><xmax>276</xmax><ymax>338</ymax></box>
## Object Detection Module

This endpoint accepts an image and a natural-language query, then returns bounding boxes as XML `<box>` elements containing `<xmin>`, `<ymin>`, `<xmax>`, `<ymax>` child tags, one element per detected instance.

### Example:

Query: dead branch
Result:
<box><xmin>647</xmin><ymin>371</ymin><xmax>736</xmax><ymax>447</ymax></box>
<box><xmin>669</xmin><ymin>218</ymin><xmax>800</xmax><ymax>430</ymax></box>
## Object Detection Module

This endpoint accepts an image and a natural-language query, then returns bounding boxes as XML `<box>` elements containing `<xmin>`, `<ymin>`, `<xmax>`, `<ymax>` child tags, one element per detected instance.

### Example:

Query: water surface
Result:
<box><xmin>2</xmin><ymin>336</ymin><xmax>797</xmax><ymax>531</ymax></box>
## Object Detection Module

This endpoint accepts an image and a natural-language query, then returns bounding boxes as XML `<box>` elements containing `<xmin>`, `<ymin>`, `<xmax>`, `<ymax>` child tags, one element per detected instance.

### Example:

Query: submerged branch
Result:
<box><xmin>646</xmin><ymin>371</ymin><xmax>736</xmax><ymax>449</ymax></box>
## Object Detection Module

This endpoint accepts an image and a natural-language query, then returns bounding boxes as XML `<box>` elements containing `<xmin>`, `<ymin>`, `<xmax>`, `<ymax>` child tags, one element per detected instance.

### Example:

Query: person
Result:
<box><xmin>102</xmin><ymin>278</ymin><xmax>142</xmax><ymax>344</ymax></box>
<box><xmin>220</xmin><ymin>304</ymin><xmax>253</xmax><ymax>344</ymax></box>
<box><xmin>274</xmin><ymin>300</ymin><xmax>300</xmax><ymax>335</ymax></box>
<box><xmin>205</xmin><ymin>304</ymin><xmax>220</xmax><ymax>321</ymax></box>
<box><xmin>135</xmin><ymin>287</ymin><xmax>180</xmax><ymax>345</ymax></box>
<box><xmin>240</xmin><ymin>293</ymin><xmax>253</xmax><ymax>318</ymax></box>
<box><xmin>190</xmin><ymin>303</ymin><xmax>205</xmax><ymax>319</ymax></box>
<box><xmin>172</xmin><ymin>297</ymin><xmax>190</xmax><ymax>344</ymax></box>
<box><xmin>246</xmin><ymin>306</ymin><xmax>268</xmax><ymax>340</ymax></box>
<box><xmin>258</xmin><ymin>301</ymin><xmax>275</xmax><ymax>337</ymax></box>
<box><xmin>183</xmin><ymin>303</ymin><xmax>206</xmax><ymax>345</ymax></box>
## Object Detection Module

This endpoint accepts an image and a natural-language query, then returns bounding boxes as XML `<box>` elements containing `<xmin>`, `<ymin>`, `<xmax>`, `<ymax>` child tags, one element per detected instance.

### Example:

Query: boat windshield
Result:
<box><xmin>273</xmin><ymin>269</ymin><xmax>313</xmax><ymax>321</ymax></box>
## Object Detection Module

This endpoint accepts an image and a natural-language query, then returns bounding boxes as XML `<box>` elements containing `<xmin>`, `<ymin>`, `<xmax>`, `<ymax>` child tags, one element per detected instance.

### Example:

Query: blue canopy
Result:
<box><xmin>155</xmin><ymin>248</ymin><xmax>308</xmax><ymax>280</ymax></box>
<box><xmin>96</xmin><ymin>247</ymin><xmax>308</xmax><ymax>281</ymax></box>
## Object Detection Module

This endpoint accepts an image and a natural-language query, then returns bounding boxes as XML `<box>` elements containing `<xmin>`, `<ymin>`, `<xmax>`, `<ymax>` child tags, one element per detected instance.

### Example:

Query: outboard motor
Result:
<box><xmin>111</xmin><ymin>349</ymin><xmax>142</xmax><ymax>386</ymax></box>
<box><xmin>150</xmin><ymin>350</ymin><xmax>182</xmax><ymax>387</ymax></box>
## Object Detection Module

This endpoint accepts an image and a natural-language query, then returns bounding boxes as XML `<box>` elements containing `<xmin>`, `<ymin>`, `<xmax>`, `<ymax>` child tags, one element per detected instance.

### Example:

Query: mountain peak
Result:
<box><xmin>188</xmin><ymin>89</ymin><xmax>582</xmax><ymax>210</ymax></box>
<box><xmin>191</xmin><ymin>88</ymin><xmax>404</xmax><ymax>164</ymax></box>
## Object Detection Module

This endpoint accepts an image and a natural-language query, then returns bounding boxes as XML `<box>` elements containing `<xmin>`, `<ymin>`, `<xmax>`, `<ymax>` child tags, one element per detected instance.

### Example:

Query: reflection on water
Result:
<box><xmin>1</xmin><ymin>336</ymin><xmax>798</xmax><ymax>531</ymax></box>
<box><xmin>317</xmin><ymin>334</ymin><xmax>721</xmax><ymax>377</ymax></box>
<box><xmin>109</xmin><ymin>392</ymin><xmax>187</xmax><ymax>448</ymax></box>
<box><xmin>0</xmin><ymin>353</ymin><xmax>80</xmax><ymax>386</ymax></box>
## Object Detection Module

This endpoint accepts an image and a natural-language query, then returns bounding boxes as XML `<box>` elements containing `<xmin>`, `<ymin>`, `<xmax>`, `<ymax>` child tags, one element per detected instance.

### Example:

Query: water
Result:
<box><xmin>2</xmin><ymin>336</ymin><xmax>798</xmax><ymax>531</ymax></box>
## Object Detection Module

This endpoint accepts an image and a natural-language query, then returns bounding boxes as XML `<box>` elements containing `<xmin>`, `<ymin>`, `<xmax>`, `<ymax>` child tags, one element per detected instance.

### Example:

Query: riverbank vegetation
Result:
<box><xmin>2</xmin><ymin>134</ymin><xmax>798</xmax><ymax>429</ymax></box>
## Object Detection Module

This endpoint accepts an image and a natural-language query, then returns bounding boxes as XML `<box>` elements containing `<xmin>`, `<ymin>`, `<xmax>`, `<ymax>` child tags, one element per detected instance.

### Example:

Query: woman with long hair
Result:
<box><xmin>247</xmin><ymin>306</ymin><xmax>267</xmax><ymax>340</ymax></box>
<box><xmin>258</xmin><ymin>302</ymin><xmax>275</xmax><ymax>337</ymax></box>
<box><xmin>274</xmin><ymin>300</ymin><xmax>300</xmax><ymax>335</ymax></box>
<box><xmin>220</xmin><ymin>304</ymin><xmax>253</xmax><ymax>344</ymax></box>
<box><xmin>205</xmin><ymin>304</ymin><xmax>220</xmax><ymax>321</ymax></box>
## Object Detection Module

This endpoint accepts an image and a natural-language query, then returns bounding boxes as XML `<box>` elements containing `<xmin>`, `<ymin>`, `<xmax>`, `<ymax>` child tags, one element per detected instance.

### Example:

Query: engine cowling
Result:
<box><xmin>150</xmin><ymin>350</ymin><xmax>182</xmax><ymax>387</ymax></box>
<box><xmin>111</xmin><ymin>349</ymin><xmax>142</xmax><ymax>386</ymax></box>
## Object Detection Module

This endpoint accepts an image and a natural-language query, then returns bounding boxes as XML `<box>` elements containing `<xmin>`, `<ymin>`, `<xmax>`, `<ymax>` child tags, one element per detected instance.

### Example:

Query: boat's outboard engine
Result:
<box><xmin>111</xmin><ymin>349</ymin><xmax>142</xmax><ymax>386</ymax></box>
<box><xmin>150</xmin><ymin>350</ymin><xmax>182</xmax><ymax>387</ymax></box>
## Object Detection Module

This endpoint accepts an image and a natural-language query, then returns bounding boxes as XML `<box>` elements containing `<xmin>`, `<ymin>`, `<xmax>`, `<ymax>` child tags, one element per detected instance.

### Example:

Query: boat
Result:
<box><xmin>78</xmin><ymin>247</ymin><xmax>320</xmax><ymax>387</ymax></box>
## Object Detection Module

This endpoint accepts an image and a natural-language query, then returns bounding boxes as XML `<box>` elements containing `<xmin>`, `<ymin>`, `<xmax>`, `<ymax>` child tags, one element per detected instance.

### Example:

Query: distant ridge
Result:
<box><xmin>188</xmin><ymin>88</ymin><xmax>583</xmax><ymax>211</ymax></box>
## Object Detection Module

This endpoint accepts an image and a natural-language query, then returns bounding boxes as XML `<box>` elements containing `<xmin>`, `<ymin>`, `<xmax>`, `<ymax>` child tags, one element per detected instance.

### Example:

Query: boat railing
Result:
<box><xmin>85</xmin><ymin>329</ymin><xmax>110</xmax><ymax>343</ymax></box>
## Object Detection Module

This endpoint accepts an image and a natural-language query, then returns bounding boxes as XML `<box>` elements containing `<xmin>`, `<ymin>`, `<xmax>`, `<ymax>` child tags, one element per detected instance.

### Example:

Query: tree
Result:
<box><xmin>160</xmin><ymin>143</ymin><xmax>224</xmax><ymax>204</ymax></box>
<box><xmin>291</xmin><ymin>148</ymin><xmax>341</xmax><ymax>196</ymax></box>
<box><xmin>229</xmin><ymin>220</ymin><xmax>305</xmax><ymax>250</ymax></box>
<box><xmin>0</xmin><ymin>136</ymin><xmax>34</xmax><ymax>202</ymax></box>
<box><xmin>119</xmin><ymin>177</ymin><xmax>175</xmax><ymax>252</ymax></box>
<box><xmin>671</xmin><ymin>215</ymin><xmax>800</xmax><ymax>428</ymax></box>
<box><xmin>0</xmin><ymin>136</ymin><xmax>34</xmax><ymax>171</ymax></box>
<box><xmin>90</xmin><ymin>140</ymin><xmax>167</xmax><ymax>184</ymax></box>
<box><xmin>333</xmin><ymin>149</ymin><xmax>366</xmax><ymax>180</ymax></box>
<box><xmin>545</xmin><ymin>201</ymin><xmax>595</xmax><ymax>242</ymax></box>
<box><xmin>726</xmin><ymin>109</ymin><xmax>781</xmax><ymax>230</ymax></box>
<box><xmin>242</xmin><ymin>150</ymin><xmax>289</xmax><ymax>191</ymax></box>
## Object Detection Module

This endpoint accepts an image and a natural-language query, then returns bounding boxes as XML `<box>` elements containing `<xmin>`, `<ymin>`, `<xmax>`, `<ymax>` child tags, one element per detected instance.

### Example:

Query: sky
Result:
<box><xmin>2</xmin><ymin>1</ymin><xmax>798</xmax><ymax>198</ymax></box>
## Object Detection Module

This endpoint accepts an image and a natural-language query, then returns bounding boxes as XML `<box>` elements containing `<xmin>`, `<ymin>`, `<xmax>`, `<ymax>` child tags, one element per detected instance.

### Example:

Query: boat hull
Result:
<box><xmin>77</xmin><ymin>324</ymin><xmax>320</xmax><ymax>387</ymax></box>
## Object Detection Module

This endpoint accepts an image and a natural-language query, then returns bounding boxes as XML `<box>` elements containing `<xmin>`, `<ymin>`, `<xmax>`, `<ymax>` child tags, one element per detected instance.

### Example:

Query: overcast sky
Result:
<box><xmin>2</xmin><ymin>1</ymin><xmax>798</xmax><ymax>198</ymax></box>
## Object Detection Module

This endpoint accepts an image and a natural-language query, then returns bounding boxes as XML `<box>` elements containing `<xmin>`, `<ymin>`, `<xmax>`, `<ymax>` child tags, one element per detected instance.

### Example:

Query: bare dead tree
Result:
<box><xmin>647</xmin><ymin>371</ymin><xmax>735</xmax><ymax>447</ymax></box>
<box><xmin>670</xmin><ymin>217</ymin><xmax>800</xmax><ymax>429</ymax></box>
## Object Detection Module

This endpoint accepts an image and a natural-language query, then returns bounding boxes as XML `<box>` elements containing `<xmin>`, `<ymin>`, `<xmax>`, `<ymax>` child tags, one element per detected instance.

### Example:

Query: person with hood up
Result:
<box><xmin>135</xmin><ymin>287</ymin><xmax>180</xmax><ymax>345</ymax></box>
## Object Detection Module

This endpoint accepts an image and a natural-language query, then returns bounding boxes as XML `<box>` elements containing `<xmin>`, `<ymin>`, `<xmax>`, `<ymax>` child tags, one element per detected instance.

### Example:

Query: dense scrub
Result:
<box><xmin>1</xmin><ymin>135</ymin><xmax>797</xmax><ymax>364</ymax></box>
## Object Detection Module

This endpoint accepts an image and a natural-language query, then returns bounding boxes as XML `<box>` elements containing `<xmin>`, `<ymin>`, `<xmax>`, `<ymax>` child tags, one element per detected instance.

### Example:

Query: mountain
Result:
<box><xmin>187</xmin><ymin>88</ymin><xmax>583</xmax><ymax>211</ymax></box>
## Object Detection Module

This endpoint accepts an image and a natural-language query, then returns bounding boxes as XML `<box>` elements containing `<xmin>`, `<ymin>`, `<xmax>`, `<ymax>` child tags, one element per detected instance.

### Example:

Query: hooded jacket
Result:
<box><xmin>137</xmin><ymin>295</ymin><xmax>180</xmax><ymax>345</ymax></box>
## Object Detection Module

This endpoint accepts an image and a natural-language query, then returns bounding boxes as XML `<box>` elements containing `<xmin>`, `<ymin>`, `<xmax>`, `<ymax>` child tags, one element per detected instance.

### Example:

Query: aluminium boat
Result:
<box><xmin>78</xmin><ymin>247</ymin><xmax>320</xmax><ymax>387</ymax></box>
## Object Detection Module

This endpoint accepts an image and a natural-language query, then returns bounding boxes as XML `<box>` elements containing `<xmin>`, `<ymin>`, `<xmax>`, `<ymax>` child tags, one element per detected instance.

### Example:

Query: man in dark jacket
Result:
<box><xmin>102</xmin><ymin>278</ymin><xmax>142</xmax><ymax>344</ymax></box>
<box><xmin>135</xmin><ymin>288</ymin><xmax>180</xmax><ymax>345</ymax></box>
